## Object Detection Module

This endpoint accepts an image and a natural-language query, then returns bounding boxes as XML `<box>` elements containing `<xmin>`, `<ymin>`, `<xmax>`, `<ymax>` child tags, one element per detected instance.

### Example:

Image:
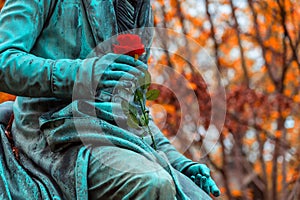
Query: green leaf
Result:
<box><xmin>127</xmin><ymin>118</ymin><xmax>139</xmax><ymax>128</ymax></box>
<box><xmin>143</xmin><ymin>71</ymin><xmax>152</xmax><ymax>89</ymax></box>
<box><xmin>138</xmin><ymin>70</ymin><xmax>151</xmax><ymax>90</ymax></box>
<box><xmin>135</xmin><ymin>89</ymin><xmax>144</xmax><ymax>101</ymax></box>
<box><xmin>146</xmin><ymin>89</ymin><xmax>160</xmax><ymax>101</ymax></box>
<box><xmin>121</xmin><ymin>100</ymin><xmax>130</xmax><ymax>115</ymax></box>
<box><xmin>127</xmin><ymin>112</ymin><xmax>140</xmax><ymax>128</ymax></box>
<box><xmin>140</xmin><ymin>115</ymin><xmax>147</xmax><ymax>126</ymax></box>
<box><xmin>128</xmin><ymin>103</ymin><xmax>137</xmax><ymax>116</ymax></box>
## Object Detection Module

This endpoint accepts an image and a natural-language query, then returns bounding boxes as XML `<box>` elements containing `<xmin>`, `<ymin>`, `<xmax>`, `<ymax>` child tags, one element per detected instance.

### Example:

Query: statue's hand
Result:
<box><xmin>95</xmin><ymin>53</ymin><xmax>147</xmax><ymax>95</ymax></box>
<box><xmin>184</xmin><ymin>164</ymin><xmax>221</xmax><ymax>197</ymax></box>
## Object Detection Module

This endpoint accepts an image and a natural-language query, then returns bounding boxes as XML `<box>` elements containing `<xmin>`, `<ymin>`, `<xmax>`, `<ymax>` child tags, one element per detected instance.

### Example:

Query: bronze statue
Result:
<box><xmin>0</xmin><ymin>0</ymin><xmax>220</xmax><ymax>199</ymax></box>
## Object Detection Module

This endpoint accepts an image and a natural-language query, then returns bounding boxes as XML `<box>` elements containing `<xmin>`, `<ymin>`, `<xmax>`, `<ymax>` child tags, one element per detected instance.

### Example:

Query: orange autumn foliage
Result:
<box><xmin>0</xmin><ymin>92</ymin><xmax>15</xmax><ymax>104</ymax></box>
<box><xmin>151</xmin><ymin>0</ymin><xmax>300</xmax><ymax>200</ymax></box>
<box><xmin>1</xmin><ymin>0</ymin><xmax>300</xmax><ymax>199</ymax></box>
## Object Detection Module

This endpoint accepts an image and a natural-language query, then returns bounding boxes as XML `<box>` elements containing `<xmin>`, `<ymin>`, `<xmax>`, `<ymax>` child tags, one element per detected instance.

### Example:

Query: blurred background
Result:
<box><xmin>1</xmin><ymin>0</ymin><xmax>300</xmax><ymax>199</ymax></box>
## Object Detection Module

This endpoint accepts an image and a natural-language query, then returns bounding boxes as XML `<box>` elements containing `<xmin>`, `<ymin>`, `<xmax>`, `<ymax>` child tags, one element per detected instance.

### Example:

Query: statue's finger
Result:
<box><xmin>203</xmin><ymin>186</ymin><xmax>210</xmax><ymax>195</ymax></box>
<box><xmin>207</xmin><ymin>178</ymin><xmax>221</xmax><ymax>197</ymax></box>
<box><xmin>198</xmin><ymin>164</ymin><xmax>210</xmax><ymax>178</ymax></box>
<box><xmin>211</xmin><ymin>185</ymin><xmax>221</xmax><ymax>197</ymax></box>
<box><xmin>191</xmin><ymin>175</ymin><xmax>195</xmax><ymax>182</ymax></box>
<box><xmin>100</xmin><ymin>80</ymin><xmax>132</xmax><ymax>88</ymax></box>
<box><xmin>115</xmin><ymin>55</ymin><xmax>148</xmax><ymax>71</ymax></box>
<box><xmin>110</xmin><ymin>63</ymin><xmax>144</xmax><ymax>76</ymax></box>
<box><xmin>201</xmin><ymin>176</ymin><xmax>210</xmax><ymax>194</ymax></box>
<box><xmin>195</xmin><ymin>174</ymin><xmax>202</xmax><ymax>188</ymax></box>
<box><xmin>102</xmin><ymin>71</ymin><xmax>136</xmax><ymax>82</ymax></box>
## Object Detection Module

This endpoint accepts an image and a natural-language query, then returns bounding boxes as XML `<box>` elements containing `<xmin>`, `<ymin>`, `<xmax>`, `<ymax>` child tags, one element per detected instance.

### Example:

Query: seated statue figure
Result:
<box><xmin>0</xmin><ymin>0</ymin><xmax>220</xmax><ymax>199</ymax></box>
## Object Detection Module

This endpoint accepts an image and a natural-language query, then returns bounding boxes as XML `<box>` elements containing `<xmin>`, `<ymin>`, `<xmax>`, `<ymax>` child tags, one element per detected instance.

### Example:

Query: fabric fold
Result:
<box><xmin>0</xmin><ymin>124</ymin><xmax>63</xmax><ymax>199</ymax></box>
<box><xmin>39</xmin><ymin>99</ymin><xmax>191</xmax><ymax>199</ymax></box>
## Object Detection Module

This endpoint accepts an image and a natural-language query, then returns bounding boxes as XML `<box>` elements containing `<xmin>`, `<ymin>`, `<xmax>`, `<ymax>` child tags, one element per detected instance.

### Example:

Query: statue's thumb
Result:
<box><xmin>208</xmin><ymin>178</ymin><xmax>220</xmax><ymax>197</ymax></box>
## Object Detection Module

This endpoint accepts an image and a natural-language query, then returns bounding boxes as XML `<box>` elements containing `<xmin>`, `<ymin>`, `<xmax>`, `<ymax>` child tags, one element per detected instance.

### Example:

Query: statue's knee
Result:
<box><xmin>156</xmin><ymin>173</ymin><xmax>176</xmax><ymax>194</ymax></box>
<box><xmin>138</xmin><ymin>171</ymin><xmax>176</xmax><ymax>197</ymax></box>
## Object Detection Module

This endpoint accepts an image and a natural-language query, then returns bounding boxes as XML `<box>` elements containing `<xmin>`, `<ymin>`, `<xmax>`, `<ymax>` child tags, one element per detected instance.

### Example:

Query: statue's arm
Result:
<box><xmin>149</xmin><ymin>120</ymin><xmax>198</xmax><ymax>172</ymax></box>
<box><xmin>0</xmin><ymin>0</ymin><xmax>104</xmax><ymax>99</ymax></box>
<box><xmin>150</xmin><ymin>120</ymin><xmax>221</xmax><ymax>196</ymax></box>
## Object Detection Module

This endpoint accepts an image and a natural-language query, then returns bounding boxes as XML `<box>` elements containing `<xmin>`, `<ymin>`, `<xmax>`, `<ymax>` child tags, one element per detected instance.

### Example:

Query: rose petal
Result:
<box><xmin>113</xmin><ymin>45</ymin><xmax>145</xmax><ymax>56</ymax></box>
<box><xmin>117</xmin><ymin>34</ymin><xmax>142</xmax><ymax>46</ymax></box>
<box><xmin>113</xmin><ymin>34</ymin><xmax>145</xmax><ymax>57</ymax></box>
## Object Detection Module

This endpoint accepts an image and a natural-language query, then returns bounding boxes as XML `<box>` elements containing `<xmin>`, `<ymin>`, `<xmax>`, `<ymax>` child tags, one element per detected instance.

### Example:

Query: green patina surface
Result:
<box><xmin>0</xmin><ymin>0</ymin><xmax>219</xmax><ymax>199</ymax></box>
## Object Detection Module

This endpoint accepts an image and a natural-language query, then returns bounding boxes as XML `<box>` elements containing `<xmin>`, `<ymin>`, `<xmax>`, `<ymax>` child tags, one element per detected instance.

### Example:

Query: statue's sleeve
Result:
<box><xmin>149</xmin><ymin>120</ymin><xmax>198</xmax><ymax>172</ymax></box>
<box><xmin>0</xmin><ymin>0</ymin><xmax>97</xmax><ymax>99</ymax></box>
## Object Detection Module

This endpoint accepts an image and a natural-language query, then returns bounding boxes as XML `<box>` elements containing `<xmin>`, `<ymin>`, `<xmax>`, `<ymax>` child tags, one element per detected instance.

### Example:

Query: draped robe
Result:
<box><xmin>0</xmin><ymin>0</ymin><xmax>211</xmax><ymax>199</ymax></box>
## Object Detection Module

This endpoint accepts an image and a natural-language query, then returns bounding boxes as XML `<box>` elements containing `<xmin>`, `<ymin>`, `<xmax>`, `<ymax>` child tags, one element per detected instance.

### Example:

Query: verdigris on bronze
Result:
<box><xmin>0</xmin><ymin>0</ymin><xmax>220</xmax><ymax>199</ymax></box>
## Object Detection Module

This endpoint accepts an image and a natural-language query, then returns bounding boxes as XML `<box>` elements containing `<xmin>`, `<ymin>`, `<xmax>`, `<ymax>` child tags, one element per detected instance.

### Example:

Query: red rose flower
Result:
<box><xmin>113</xmin><ymin>34</ymin><xmax>145</xmax><ymax>59</ymax></box>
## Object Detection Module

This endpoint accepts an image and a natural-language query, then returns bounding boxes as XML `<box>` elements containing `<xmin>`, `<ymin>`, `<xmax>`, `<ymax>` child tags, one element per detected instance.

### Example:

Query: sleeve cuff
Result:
<box><xmin>51</xmin><ymin>58</ymin><xmax>96</xmax><ymax>100</ymax></box>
